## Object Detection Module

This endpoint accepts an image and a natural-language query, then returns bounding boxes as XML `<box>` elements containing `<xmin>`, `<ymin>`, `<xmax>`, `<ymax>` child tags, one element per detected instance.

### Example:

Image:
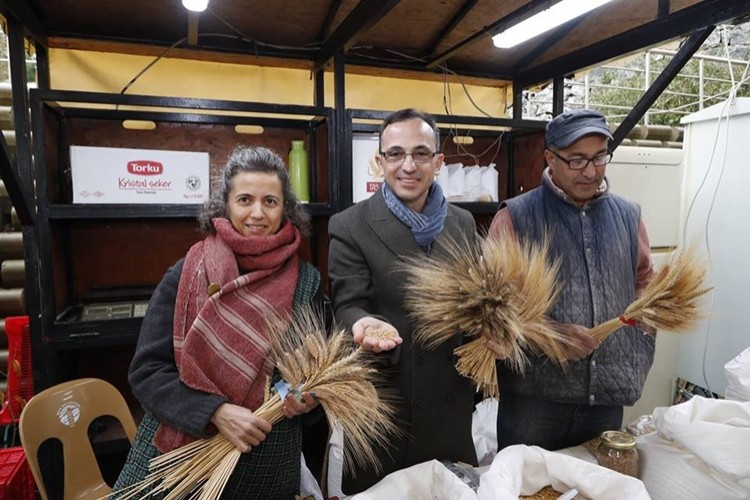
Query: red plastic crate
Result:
<box><xmin>0</xmin><ymin>447</ymin><xmax>35</xmax><ymax>500</ymax></box>
<box><xmin>0</xmin><ymin>316</ymin><xmax>34</xmax><ymax>425</ymax></box>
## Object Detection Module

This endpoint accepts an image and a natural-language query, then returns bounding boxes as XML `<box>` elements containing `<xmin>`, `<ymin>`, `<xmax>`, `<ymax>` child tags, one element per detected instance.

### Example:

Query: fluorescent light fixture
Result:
<box><xmin>492</xmin><ymin>0</ymin><xmax>614</xmax><ymax>49</ymax></box>
<box><xmin>182</xmin><ymin>0</ymin><xmax>209</xmax><ymax>12</ymax></box>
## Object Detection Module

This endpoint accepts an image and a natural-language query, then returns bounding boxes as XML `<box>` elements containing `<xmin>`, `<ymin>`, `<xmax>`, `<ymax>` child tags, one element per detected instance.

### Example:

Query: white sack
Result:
<box><xmin>476</xmin><ymin>445</ymin><xmax>651</xmax><ymax>500</ymax></box>
<box><xmin>725</xmin><ymin>346</ymin><xmax>750</xmax><ymax>402</ymax></box>
<box><xmin>349</xmin><ymin>460</ymin><xmax>478</xmax><ymax>500</ymax></box>
<box><xmin>636</xmin><ymin>431</ymin><xmax>750</xmax><ymax>500</ymax></box>
<box><xmin>652</xmin><ymin>396</ymin><xmax>750</xmax><ymax>481</ymax></box>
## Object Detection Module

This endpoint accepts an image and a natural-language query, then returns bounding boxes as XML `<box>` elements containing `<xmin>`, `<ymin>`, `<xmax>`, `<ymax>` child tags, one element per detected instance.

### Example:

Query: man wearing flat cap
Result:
<box><xmin>489</xmin><ymin>108</ymin><xmax>655</xmax><ymax>451</ymax></box>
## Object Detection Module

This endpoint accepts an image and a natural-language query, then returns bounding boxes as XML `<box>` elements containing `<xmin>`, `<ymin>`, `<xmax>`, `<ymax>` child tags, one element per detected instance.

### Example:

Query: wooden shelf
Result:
<box><xmin>47</xmin><ymin>204</ymin><xmax>200</xmax><ymax>219</ymax></box>
<box><xmin>47</xmin><ymin>202</ymin><xmax>334</xmax><ymax>219</ymax></box>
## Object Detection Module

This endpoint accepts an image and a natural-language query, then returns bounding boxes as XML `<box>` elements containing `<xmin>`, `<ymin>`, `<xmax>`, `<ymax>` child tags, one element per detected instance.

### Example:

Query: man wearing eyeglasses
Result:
<box><xmin>489</xmin><ymin>108</ymin><xmax>655</xmax><ymax>451</ymax></box>
<box><xmin>328</xmin><ymin>109</ymin><xmax>478</xmax><ymax>493</ymax></box>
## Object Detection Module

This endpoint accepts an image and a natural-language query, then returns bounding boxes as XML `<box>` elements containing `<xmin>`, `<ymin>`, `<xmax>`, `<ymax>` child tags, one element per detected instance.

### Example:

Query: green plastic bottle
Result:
<box><xmin>288</xmin><ymin>140</ymin><xmax>310</xmax><ymax>203</ymax></box>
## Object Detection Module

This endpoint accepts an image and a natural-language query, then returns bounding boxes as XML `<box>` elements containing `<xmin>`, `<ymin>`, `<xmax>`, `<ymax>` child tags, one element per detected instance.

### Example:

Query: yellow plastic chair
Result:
<box><xmin>19</xmin><ymin>377</ymin><xmax>137</xmax><ymax>500</ymax></box>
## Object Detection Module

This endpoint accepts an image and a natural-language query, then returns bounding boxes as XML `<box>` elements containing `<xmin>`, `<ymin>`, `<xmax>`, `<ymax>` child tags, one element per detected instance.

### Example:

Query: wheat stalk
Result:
<box><xmin>402</xmin><ymin>232</ymin><xmax>568</xmax><ymax>399</ymax></box>
<box><xmin>588</xmin><ymin>246</ymin><xmax>712</xmax><ymax>342</ymax></box>
<box><xmin>116</xmin><ymin>306</ymin><xmax>398</xmax><ymax>499</ymax></box>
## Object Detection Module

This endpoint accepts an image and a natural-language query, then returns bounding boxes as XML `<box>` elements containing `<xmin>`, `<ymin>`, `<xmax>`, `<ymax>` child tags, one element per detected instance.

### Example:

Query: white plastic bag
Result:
<box><xmin>472</xmin><ymin>398</ymin><xmax>498</xmax><ymax>466</ymax></box>
<box><xmin>300</xmin><ymin>453</ymin><xmax>324</xmax><ymax>500</ymax></box>
<box><xmin>476</xmin><ymin>445</ymin><xmax>651</xmax><ymax>500</ymax></box>
<box><xmin>725</xmin><ymin>346</ymin><xmax>750</xmax><ymax>402</ymax></box>
<box><xmin>326</xmin><ymin>423</ymin><xmax>345</xmax><ymax>498</ymax></box>
<box><xmin>481</xmin><ymin>164</ymin><xmax>499</xmax><ymax>202</ymax></box>
<box><xmin>350</xmin><ymin>460</ymin><xmax>478</xmax><ymax>500</ymax></box>
<box><xmin>445</xmin><ymin>163</ymin><xmax>465</xmax><ymax>199</ymax></box>
<box><xmin>436</xmin><ymin>164</ymin><xmax>451</xmax><ymax>198</ymax></box>
<box><xmin>463</xmin><ymin>165</ymin><xmax>483</xmax><ymax>200</ymax></box>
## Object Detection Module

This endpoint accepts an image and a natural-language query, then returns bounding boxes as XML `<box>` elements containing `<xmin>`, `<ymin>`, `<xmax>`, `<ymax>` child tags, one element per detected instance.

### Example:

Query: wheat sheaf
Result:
<box><xmin>588</xmin><ymin>245</ymin><xmax>712</xmax><ymax>341</ymax></box>
<box><xmin>402</xmin><ymin>232</ymin><xmax>568</xmax><ymax>399</ymax></box>
<box><xmin>115</xmin><ymin>305</ymin><xmax>398</xmax><ymax>499</ymax></box>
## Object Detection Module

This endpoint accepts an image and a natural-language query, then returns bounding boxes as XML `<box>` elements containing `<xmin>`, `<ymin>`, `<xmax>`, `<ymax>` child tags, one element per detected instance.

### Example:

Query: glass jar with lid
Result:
<box><xmin>596</xmin><ymin>430</ymin><xmax>639</xmax><ymax>477</ymax></box>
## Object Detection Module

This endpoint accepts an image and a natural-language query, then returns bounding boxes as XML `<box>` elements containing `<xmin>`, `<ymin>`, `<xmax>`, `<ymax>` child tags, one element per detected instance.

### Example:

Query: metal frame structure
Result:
<box><xmin>1</xmin><ymin>3</ymin><xmax>747</xmax><ymax>495</ymax></box>
<box><xmin>0</xmin><ymin>0</ymin><xmax>747</xmax><ymax>391</ymax></box>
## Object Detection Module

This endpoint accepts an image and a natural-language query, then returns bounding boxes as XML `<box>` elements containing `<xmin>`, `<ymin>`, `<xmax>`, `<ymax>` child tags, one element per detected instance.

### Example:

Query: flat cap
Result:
<box><xmin>546</xmin><ymin>109</ymin><xmax>613</xmax><ymax>149</ymax></box>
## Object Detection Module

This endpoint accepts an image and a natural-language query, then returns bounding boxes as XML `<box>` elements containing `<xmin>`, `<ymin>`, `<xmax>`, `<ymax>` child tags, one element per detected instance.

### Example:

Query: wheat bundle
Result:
<box><xmin>402</xmin><ymin>232</ymin><xmax>568</xmax><ymax>399</ymax></box>
<box><xmin>588</xmin><ymin>246</ymin><xmax>712</xmax><ymax>342</ymax></box>
<box><xmin>116</xmin><ymin>305</ymin><xmax>398</xmax><ymax>500</ymax></box>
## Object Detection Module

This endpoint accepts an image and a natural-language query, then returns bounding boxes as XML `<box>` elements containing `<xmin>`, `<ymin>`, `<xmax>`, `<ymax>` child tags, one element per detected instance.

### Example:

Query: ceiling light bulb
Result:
<box><xmin>182</xmin><ymin>0</ymin><xmax>209</xmax><ymax>12</ymax></box>
<box><xmin>492</xmin><ymin>0</ymin><xmax>614</xmax><ymax>49</ymax></box>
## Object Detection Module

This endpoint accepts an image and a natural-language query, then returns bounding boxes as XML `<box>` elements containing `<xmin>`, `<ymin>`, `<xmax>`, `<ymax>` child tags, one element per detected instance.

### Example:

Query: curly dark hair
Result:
<box><xmin>197</xmin><ymin>145</ymin><xmax>311</xmax><ymax>236</ymax></box>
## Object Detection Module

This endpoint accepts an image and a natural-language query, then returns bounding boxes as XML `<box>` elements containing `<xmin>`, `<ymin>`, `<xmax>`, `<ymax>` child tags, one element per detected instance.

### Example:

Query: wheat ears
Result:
<box><xmin>402</xmin><ymin>233</ymin><xmax>568</xmax><ymax>399</ymax></box>
<box><xmin>116</xmin><ymin>305</ymin><xmax>398</xmax><ymax>499</ymax></box>
<box><xmin>588</xmin><ymin>246</ymin><xmax>712</xmax><ymax>341</ymax></box>
<box><xmin>404</xmin><ymin>233</ymin><xmax>712</xmax><ymax>399</ymax></box>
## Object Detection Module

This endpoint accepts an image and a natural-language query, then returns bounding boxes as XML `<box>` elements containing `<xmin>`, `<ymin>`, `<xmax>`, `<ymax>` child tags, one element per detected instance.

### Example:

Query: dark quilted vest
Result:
<box><xmin>499</xmin><ymin>176</ymin><xmax>655</xmax><ymax>405</ymax></box>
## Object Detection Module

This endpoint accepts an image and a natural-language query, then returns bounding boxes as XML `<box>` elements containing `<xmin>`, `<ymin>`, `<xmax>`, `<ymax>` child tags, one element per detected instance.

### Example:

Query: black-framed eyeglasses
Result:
<box><xmin>550</xmin><ymin>150</ymin><xmax>612</xmax><ymax>170</ymax></box>
<box><xmin>380</xmin><ymin>150</ymin><xmax>437</xmax><ymax>165</ymax></box>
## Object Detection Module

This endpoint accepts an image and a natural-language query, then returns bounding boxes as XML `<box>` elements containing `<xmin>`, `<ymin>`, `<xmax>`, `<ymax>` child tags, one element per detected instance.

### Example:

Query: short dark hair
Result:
<box><xmin>198</xmin><ymin>145</ymin><xmax>310</xmax><ymax>236</ymax></box>
<box><xmin>379</xmin><ymin>108</ymin><xmax>440</xmax><ymax>152</ymax></box>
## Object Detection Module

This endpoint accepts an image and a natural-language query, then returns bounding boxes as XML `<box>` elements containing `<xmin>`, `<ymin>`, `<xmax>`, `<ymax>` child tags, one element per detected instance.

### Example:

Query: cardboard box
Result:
<box><xmin>70</xmin><ymin>146</ymin><xmax>210</xmax><ymax>204</ymax></box>
<box><xmin>352</xmin><ymin>134</ymin><xmax>383</xmax><ymax>203</ymax></box>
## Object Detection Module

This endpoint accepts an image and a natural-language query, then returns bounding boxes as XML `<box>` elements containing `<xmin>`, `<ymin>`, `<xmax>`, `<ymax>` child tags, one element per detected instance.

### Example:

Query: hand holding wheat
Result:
<box><xmin>352</xmin><ymin>316</ymin><xmax>402</xmax><ymax>353</ymax></box>
<box><xmin>116</xmin><ymin>305</ymin><xmax>399</xmax><ymax>500</ymax></box>
<box><xmin>588</xmin><ymin>246</ymin><xmax>712</xmax><ymax>342</ymax></box>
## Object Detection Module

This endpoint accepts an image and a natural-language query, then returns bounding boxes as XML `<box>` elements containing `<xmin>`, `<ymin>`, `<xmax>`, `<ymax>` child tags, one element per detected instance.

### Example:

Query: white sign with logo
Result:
<box><xmin>70</xmin><ymin>146</ymin><xmax>210</xmax><ymax>204</ymax></box>
<box><xmin>352</xmin><ymin>133</ymin><xmax>383</xmax><ymax>203</ymax></box>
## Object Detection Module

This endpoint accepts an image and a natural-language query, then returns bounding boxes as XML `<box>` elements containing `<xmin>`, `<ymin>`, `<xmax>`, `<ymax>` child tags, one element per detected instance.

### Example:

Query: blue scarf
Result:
<box><xmin>382</xmin><ymin>182</ymin><xmax>448</xmax><ymax>250</ymax></box>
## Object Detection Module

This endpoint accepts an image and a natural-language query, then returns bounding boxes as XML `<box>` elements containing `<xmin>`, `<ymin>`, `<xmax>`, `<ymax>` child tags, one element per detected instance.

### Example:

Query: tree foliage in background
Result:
<box><xmin>591</xmin><ymin>54</ymin><xmax>750</xmax><ymax>126</ymax></box>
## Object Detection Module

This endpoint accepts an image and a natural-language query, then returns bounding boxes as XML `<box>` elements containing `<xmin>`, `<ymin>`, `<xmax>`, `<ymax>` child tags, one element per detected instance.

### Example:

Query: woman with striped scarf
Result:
<box><xmin>113</xmin><ymin>146</ymin><xmax>324</xmax><ymax>499</ymax></box>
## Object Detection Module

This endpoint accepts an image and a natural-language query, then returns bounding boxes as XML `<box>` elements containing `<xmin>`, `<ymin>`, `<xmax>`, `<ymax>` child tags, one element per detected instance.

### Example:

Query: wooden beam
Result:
<box><xmin>314</xmin><ymin>0</ymin><xmax>402</xmax><ymax>72</ymax></box>
<box><xmin>518</xmin><ymin>0</ymin><xmax>750</xmax><ymax>87</ymax></box>
<box><xmin>611</xmin><ymin>27</ymin><xmax>714</xmax><ymax>150</ymax></box>
<box><xmin>48</xmin><ymin>37</ymin><xmax>315</xmax><ymax>70</ymax></box>
<box><xmin>658</xmin><ymin>0</ymin><xmax>670</xmax><ymax>19</ymax></box>
<box><xmin>512</xmin><ymin>17</ymin><xmax>587</xmax><ymax>73</ymax></box>
<box><xmin>427</xmin><ymin>0</ymin><xmax>480</xmax><ymax>57</ymax></box>
<box><xmin>427</xmin><ymin>0</ymin><xmax>565</xmax><ymax>69</ymax></box>
<box><xmin>317</xmin><ymin>0</ymin><xmax>343</xmax><ymax>42</ymax></box>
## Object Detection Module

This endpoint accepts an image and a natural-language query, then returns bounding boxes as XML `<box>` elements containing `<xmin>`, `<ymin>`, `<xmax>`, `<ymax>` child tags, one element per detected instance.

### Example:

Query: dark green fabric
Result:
<box><xmin>112</xmin><ymin>411</ymin><xmax>301</xmax><ymax>499</ymax></box>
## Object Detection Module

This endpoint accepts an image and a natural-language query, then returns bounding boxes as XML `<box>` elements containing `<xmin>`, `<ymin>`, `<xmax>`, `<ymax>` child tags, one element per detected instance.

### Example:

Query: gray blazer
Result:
<box><xmin>328</xmin><ymin>187</ymin><xmax>478</xmax><ymax>493</ymax></box>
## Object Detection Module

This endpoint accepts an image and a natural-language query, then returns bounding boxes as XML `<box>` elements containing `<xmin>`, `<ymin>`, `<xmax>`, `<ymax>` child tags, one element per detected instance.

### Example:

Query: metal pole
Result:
<box><xmin>584</xmin><ymin>74</ymin><xmax>590</xmax><ymax>109</ymax></box>
<box><xmin>644</xmin><ymin>51</ymin><xmax>651</xmax><ymax>125</ymax></box>
<box><xmin>699</xmin><ymin>58</ymin><xmax>705</xmax><ymax>110</ymax></box>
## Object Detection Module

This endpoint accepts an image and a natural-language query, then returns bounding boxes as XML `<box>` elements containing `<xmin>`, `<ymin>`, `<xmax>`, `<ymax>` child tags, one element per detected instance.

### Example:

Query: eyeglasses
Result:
<box><xmin>380</xmin><ymin>150</ymin><xmax>437</xmax><ymax>165</ymax></box>
<box><xmin>550</xmin><ymin>150</ymin><xmax>612</xmax><ymax>170</ymax></box>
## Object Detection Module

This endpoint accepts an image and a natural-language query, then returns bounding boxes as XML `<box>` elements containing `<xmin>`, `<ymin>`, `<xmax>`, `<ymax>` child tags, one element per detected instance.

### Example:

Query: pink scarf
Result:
<box><xmin>153</xmin><ymin>218</ymin><xmax>300</xmax><ymax>452</ymax></box>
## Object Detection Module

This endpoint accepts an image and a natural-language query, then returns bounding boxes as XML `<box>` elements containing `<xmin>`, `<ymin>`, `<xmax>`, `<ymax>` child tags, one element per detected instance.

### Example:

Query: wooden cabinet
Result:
<box><xmin>25</xmin><ymin>90</ymin><xmax>546</xmax><ymax>392</ymax></box>
<box><xmin>28</xmin><ymin>89</ymin><xmax>336</xmax><ymax>388</ymax></box>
